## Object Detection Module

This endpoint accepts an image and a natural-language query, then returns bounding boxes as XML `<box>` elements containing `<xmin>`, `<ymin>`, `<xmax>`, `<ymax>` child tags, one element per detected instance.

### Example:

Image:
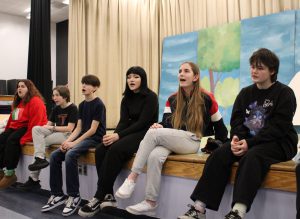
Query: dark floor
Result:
<box><xmin>0</xmin><ymin>186</ymin><xmax>158</xmax><ymax>219</ymax></box>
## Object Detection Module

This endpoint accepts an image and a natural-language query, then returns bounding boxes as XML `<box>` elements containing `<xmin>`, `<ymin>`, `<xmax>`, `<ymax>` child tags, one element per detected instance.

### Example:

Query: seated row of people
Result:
<box><xmin>0</xmin><ymin>48</ymin><xmax>298</xmax><ymax>219</ymax></box>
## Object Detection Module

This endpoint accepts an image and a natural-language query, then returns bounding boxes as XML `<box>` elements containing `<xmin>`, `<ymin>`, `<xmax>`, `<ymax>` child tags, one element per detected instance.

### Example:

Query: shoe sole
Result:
<box><xmin>41</xmin><ymin>200</ymin><xmax>66</xmax><ymax>212</ymax></box>
<box><xmin>62</xmin><ymin>199</ymin><xmax>81</xmax><ymax>217</ymax></box>
<box><xmin>78</xmin><ymin>208</ymin><xmax>100</xmax><ymax>217</ymax></box>
<box><xmin>115</xmin><ymin>190</ymin><xmax>131</xmax><ymax>199</ymax></box>
<box><xmin>126</xmin><ymin>207</ymin><xmax>156</xmax><ymax>217</ymax></box>
<box><xmin>100</xmin><ymin>202</ymin><xmax>117</xmax><ymax>209</ymax></box>
<box><xmin>28</xmin><ymin>163</ymin><xmax>49</xmax><ymax>171</ymax></box>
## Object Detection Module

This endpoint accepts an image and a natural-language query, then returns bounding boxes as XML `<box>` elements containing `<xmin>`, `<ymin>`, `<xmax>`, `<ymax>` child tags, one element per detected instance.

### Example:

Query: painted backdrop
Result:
<box><xmin>159</xmin><ymin>10</ymin><xmax>300</xmax><ymax>126</ymax></box>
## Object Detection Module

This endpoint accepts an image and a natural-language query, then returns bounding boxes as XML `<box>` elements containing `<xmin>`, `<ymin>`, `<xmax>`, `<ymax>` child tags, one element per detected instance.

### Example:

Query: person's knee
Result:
<box><xmin>32</xmin><ymin>126</ymin><xmax>43</xmax><ymax>135</ymax></box>
<box><xmin>50</xmin><ymin>151</ymin><xmax>61</xmax><ymax>163</ymax></box>
<box><xmin>65</xmin><ymin>150</ymin><xmax>77</xmax><ymax>164</ymax></box>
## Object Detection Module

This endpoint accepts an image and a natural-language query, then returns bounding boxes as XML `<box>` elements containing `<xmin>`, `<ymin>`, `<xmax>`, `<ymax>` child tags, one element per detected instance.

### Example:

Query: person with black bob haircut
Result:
<box><xmin>78</xmin><ymin>66</ymin><xmax>158</xmax><ymax>217</ymax></box>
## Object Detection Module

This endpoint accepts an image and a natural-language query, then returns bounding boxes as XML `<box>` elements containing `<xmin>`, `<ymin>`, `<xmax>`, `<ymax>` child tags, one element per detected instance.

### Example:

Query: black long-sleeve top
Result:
<box><xmin>114</xmin><ymin>91</ymin><xmax>158</xmax><ymax>138</ymax></box>
<box><xmin>230</xmin><ymin>81</ymin><xmax>298</xmax><ymax>159</ymax></box>
<box><xmin>160</xmin><ymin>89</ymin><xmax>228</xmax><ymax>142</ymax></box>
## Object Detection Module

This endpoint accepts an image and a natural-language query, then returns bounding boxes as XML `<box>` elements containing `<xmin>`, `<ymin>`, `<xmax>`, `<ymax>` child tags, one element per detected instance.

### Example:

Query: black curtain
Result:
<box><xmin>27</xmin><ymin>0</ymin><xmax>52</xmax><ymax>114</ymax></box>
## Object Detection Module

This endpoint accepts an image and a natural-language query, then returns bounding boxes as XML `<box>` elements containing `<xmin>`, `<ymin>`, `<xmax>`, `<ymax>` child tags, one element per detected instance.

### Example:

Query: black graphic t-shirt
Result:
<box><xmin>49</xmin><ymin>103</ymin><xmax>78</xmax><ymax>127</ymax></box>
<box><xmin>230</xmin><ymin>81</ymin><xmax>298</xmax><ymax>159</ymax></box>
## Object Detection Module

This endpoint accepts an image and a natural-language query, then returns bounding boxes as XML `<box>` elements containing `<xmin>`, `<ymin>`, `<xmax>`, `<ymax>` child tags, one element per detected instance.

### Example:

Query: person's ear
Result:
<box><xmin>193</xmin><ymin>74</ymin><xmax>199</xmax><ymax>82</ymax></box>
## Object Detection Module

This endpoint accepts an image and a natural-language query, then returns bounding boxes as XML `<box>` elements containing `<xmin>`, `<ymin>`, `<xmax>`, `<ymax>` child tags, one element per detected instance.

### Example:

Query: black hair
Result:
<box><xmin>249</xmin><ymin>48</ymin><xmax>279</xmax><ymax>82</ymax></box>
<box><xmin>81</xmin><ymin>74</ymin><xmax>101</xmax><ymax>87</ymax></box>
<box><xmin>123</xmin><ymin>66</ymin><xmax>150</xmax><ymax>96</ymax></box>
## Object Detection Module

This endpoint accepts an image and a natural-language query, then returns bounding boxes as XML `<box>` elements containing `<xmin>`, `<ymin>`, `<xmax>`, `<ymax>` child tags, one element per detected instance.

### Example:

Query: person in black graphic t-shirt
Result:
<box><xmin>18</xmin><ymin>86</ymin><xmax>78</xmax><ymax>191</ymax></box>
<box><xmin>179</xmin><ymin>48</ymin><xmax>298</xmax><ymax>219</ymax></box>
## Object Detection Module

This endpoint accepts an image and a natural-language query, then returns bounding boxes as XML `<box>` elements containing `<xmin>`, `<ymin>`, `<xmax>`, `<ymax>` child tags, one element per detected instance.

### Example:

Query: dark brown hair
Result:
<box><xmin>53</xmin><ymin>85</ymin><xmax>70</xmax><ymax>102</ymax></box>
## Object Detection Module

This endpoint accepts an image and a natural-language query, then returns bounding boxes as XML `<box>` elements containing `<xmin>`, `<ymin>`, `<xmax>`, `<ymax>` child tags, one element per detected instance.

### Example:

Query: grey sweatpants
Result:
<box><xmin>131</xmin><ymin>128</ymin><xmax>200</xmax><ymax>201</ymax></box>
<box><xmin>30</xmin><ymin>126</ymin><xmax>70</xmax><ymax>180</ymax></box>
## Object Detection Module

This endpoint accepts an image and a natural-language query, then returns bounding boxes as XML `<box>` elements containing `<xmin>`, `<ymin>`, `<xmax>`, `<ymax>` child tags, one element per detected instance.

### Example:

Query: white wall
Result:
<box><xmin>0</xmin><ymin>12</ymin><xmax>56</xmax><ymax>86</ymax></box>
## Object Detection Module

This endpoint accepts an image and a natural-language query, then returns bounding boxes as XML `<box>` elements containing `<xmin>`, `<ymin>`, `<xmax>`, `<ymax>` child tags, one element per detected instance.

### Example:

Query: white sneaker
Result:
<box><xmin>126</xmin><ymin>200</ymin><xmax>157</xmax><ymax>216</ymax></box>
<box><xmin>115</xmin><ymin>179</ymin><xmax>136</xmax><ymax>199</ymax></box>
<box><xmin>62</xmin><ymin>196</ymin><xmax>81</xmax><ymax>216</ymax></box>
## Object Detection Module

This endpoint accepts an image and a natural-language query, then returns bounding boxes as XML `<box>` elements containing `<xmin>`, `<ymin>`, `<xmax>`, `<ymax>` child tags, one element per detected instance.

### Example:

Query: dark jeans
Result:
<box><xmin>94</xmin><ymin>131</ymin><xmax>146</xmax><ymax>200</ymax></box>
<box><xmin>0</xmin><ymin>128</ymin><xmax>27</xmax><ymax>170</ymax></box>
<box><xmin>50</xmin><ymin>138</ymin><xmax>97</xmax><ymax>197</ymax></box>
<box><xmin>191</xmin><ymin>141</ymin><xmax>288</xmax><ymax>212</ymax></box>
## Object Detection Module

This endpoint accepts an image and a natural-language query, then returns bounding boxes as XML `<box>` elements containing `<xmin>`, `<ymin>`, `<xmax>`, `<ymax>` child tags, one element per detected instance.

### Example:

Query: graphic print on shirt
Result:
<box><xmin>12</xmin><ymin>108</ymin><xmax>24</xmax><ymax>121</ymax></box>
<box><xmin>244</xmin><ymin>101</ymin><xmax>268</xmax><ymax>136</ymax></box>
<box><xmin>57</xmin><ymin>114</ymin><xmax>68</xmax><ymax>126</ymax></box>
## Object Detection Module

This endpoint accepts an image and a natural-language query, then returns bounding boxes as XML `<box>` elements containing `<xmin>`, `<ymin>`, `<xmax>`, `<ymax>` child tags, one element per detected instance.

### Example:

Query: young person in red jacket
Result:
<box><xmin>0</xmin><ymin>79</ymin><xmax>47</xmax><ymax>189</ymax></box>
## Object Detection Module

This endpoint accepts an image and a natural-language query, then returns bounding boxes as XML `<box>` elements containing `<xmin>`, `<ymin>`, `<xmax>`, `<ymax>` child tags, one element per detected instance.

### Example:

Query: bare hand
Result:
<box><xmin>60</xmin><ymin>141</ymin><xmax>75</xmax><ymax>152</ymax></box>
<box><xmin>231</xmin><ymin>136</ymin><xmax>248</xmax><ymax>156</ymax></box>
<box><xmin>150</xmin><ymin>123</ymin><xmax>163</xmax><ymax>129</ymax></box>
<box><xmin>43</xmin><ymin>125</ymin><xmax>53</xmax><ymax>130</ymax></box>
<box><xmin>103</xmin><ymin>133</ymin><xmax>119</xmax><ymax>146</ymax></box>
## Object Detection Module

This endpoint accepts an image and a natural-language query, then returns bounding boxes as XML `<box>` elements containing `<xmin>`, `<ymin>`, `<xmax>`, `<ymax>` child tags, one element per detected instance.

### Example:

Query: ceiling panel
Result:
<box><xmin>0</xmin><ymin>0</ymin><xmax>68</xmax><ymax>23</ymax></box>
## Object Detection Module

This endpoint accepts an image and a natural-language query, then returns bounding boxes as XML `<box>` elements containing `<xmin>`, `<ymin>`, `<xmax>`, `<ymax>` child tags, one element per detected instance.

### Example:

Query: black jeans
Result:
<box><xmin>0</xmin><ymin>127</ymin><xmax>27</xmax><ymax>170</ymax></box>
<box><xmin>191</xmin><ymin>141</ymin><xmax>287</xmax><ymax>212</ymax></box>
<box><xmin>94</xmin><ymin>130</ymin><xmax>147</xmax><ymax>200</ymax></box>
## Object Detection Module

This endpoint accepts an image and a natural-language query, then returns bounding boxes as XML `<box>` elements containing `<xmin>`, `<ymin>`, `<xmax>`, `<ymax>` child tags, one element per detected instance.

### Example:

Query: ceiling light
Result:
<box><xmin>62</xmin><ymin>0</ymin><xmax>69</xmax><ymax>5</ymax></box>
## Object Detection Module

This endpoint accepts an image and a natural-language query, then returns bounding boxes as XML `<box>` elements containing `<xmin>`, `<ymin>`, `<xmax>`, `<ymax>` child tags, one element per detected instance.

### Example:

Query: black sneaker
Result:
<box><xmin>78</xmin><ymin>197</ymin><xmax>101</xmax><ymax>217</ymax></box>
<box><xmin>41</xmin><ymin>195</ymin><xmax>67</xmax><ymax>212</ymax></box>
<box><xmin>16</xmin><ymin>177</ymin><xmax>41</xmax><ymax>191</ymax></box>
<box><xmin>100</xmin><ymin>194</ymin><xmax>117</xmax><ymax>209</ymax></box>
<box><xmin>225</xmin><ymin>210</ymin><xmax>242</xmax><ymax>219</ymax></box>
<box><xmin>178</xmin><ymin>204</ymin><xmax>206</xmax><ymax>219</ymax></box>
<box><xmin>28</xmin><ymin>157</ymin><xmax>49</xmax><ymax>171</ymax></box>
<box><xmin>62</xmin><ymin>196</ymin><xmax>82</xmax><ymax>216</ymax></box>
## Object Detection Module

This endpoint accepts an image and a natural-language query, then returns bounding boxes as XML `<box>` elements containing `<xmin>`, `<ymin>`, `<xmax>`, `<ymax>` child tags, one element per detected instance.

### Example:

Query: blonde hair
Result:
<box><xmin>171</xmin><ymin>62</ymin><xmax>204</xmax><ymax>138</ymax></box>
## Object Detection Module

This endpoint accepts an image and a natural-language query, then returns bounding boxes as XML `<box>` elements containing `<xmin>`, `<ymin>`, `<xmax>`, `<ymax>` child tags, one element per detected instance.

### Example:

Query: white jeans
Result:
<box><xmin>131</xmin><ymin>128</ymin><xmax>200</xmax><ymax>201</ymax></box>
<box><xmin>31</xmin><ymin>126</ymin><xmax>70</xmax><ymax>180</ymax></box>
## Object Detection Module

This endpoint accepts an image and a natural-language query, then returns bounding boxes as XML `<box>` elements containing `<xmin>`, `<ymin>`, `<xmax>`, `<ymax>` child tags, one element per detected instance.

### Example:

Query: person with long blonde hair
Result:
<box><xmin>115</xmin><ymin>62</ymin><xmax>228</xmax><ymax>216</ymax></box>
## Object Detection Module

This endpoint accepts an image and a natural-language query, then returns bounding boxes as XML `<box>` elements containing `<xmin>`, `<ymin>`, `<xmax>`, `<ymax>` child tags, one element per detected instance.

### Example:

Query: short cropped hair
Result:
<box><xmin>81</xmin><ymin>74</ymin><xmax>101</xmax><ymax>87</ymax></box>
<box><xmin>53</xmin><ymin>85</ymin><xmax>70</xmax><ymax>102</ymax></box>
<box><xmin>249</xmin><ymin>48</ymin><xmax>279</xmax><ymax>82</ymax></box>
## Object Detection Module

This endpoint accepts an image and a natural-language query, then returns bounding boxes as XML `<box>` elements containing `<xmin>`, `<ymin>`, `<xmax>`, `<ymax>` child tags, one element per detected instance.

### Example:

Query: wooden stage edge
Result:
<box><xmin>21</xmin><ymin>143</ymin><xmax>297</xmax><ymax>193</ymax></box>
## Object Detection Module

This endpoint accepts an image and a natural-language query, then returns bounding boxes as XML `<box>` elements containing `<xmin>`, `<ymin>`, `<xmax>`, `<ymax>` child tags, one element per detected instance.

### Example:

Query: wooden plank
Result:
<box><xmin>21</xmin><ymin>143</ymin><xmax>297</xmax><ymax>192</ymax></box>
<box><xmin>0</xmin><ymin>95</ymin><xmax>14</xmax><ymax>101</ymax></box>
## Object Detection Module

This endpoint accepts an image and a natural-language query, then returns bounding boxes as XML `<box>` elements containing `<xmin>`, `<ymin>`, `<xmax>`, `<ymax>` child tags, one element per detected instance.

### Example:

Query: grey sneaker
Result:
<box><xmin>224</xmin><ymin>210</ymin><xmax>242</xmax><ymax>219</ymax></box>
<box><xmin>178</xmin><ymin>204</ymin><xmax>206</xmax><ymax>219</ymax></box>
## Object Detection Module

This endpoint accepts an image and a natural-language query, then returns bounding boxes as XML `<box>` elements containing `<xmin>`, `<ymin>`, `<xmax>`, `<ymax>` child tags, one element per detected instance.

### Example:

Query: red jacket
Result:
<box><xmin>5</xmin><ymin>96</ymin><xmax>47</xmax><ymax>145</ymax></box>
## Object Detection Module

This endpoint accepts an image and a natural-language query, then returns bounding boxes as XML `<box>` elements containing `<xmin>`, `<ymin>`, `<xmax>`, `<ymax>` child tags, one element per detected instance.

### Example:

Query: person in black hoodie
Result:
<box><xmin>78</xmin><ymin>66</ymin><xmax>158</xmax><ymax>217</ymax></box>
<box><xmin>178</xmin><ymin>48</ymin><xmax>298</xmax><ymax>219</ymax></box>
<box><xmin>115</xmin><ymin>62</ymin><xmax>228</xmax><ymax>217</ymax></box>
